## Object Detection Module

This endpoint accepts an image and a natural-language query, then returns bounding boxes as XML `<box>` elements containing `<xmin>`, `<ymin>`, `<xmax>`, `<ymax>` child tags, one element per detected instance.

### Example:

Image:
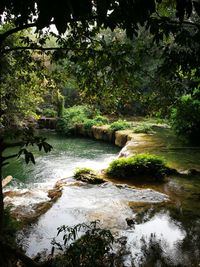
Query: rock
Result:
<box><xmin>48</xmin><ymin>188</ymin><xmax>62</xmax><ymax>201</ymax></box>
<box><xmin>75</xmin><ymin>172</ymin><xmax>106</xmax><ymax>184</ymax></box>
<box><xmin>187</xmin><ymin>169</ymin><xmax>200</xmax><ymax>175</ymax></box>
<box><xmin>74</xmin><ymin>124</ymin><xmax>94</xmax><ymax>138</ymax></box>
<box><xmin>2</xmin><ymin>175</ymin><xmax>13</xmax><ymax>187</ymax></box>
<box><xmin>115</xmin><ymin>130</ymin><xmax>130</xmax><ymax>147</ymax></box>
<box><xmin>126</xmin><ymin>218</ymin><xmax>135</xmax><ymax>227</ymax></box>
<box><xmin>38</xmin><ymin>118</ymin><xmax>57</xmax><ymax>129</ymax></box>
<box><xmin>92</xmin><ymin>125</ymin><xmax>115</xmax><ymax>142</ymax></box>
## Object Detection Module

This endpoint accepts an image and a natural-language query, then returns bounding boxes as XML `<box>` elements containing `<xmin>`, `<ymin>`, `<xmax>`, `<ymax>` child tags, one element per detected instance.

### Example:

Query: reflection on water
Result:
<box><xmin>17</xmin><ymin>181</ymin><xmax>168</xmax><ymax>257</ymax></box>
<box><xmin>129</xmin><ymin>127</ymin><xmax>200</xmax><ymax>171</ymax></box>
<box><xmin>3</xmin><ymin>129</ymin><xmax>200</xmax><ymax>266</ymax></box>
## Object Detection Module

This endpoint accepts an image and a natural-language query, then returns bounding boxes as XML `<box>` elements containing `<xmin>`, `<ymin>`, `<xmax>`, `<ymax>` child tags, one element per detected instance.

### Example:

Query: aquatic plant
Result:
<box><xmin>106</xmin><ymin>153</ymin><xmax>169</xmax><ymax>181</ymax></box>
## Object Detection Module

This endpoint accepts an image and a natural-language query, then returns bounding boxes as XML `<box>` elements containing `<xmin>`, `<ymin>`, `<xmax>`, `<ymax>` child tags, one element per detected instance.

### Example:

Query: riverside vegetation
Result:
<box><xmin>1</xmin><ymin>0</ymin><xmax>200</xmax><ymax>266</ymax></box>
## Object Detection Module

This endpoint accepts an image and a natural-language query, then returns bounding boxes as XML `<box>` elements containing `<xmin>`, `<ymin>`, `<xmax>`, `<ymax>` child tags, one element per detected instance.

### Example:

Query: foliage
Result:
<box><xmin>0</xmin><ymin>24</ymin><xmax>57</xmax><ymax>127</ymax></box>
<box><xmin>171</xmin><ymin>86</ymin><xmax>200</xmax><ymax>144</ymax></box>
<box><xmin>42</xmin><ymin>108</ymin><xmax>57</xmax><ymax>118</ymax></box>
<box><xmin>83</xmin><ymin>115</ymin><xmax>109</xmax><ymax>130</ymax></box>
<box><xmin>0</xmin><ymin>0</ymin><xmax>199</xmax><ymax>40</ymax></box>
<box><xmin>60</xmin><ymin>27</ymin><xmax>164</xmax><ymax>115</ymax></box>
<box><xmin>1</xmin><ymin>128</ymin><xmax>53</xmax><ymax>169</ymax></box>
<box><xmin>56</xmin><ymin>105</ymin><xmax>102</xmax><ymax>135</ymax></box>
<box><xmin>74</xmin><ymin>168</ymin><xmax>105</xmax><ymax>184</ymax></box>
<box><xmin>106</xmin><ymin>153</ymin><xmax>168</xmax><ymax>181</ymax></box>
<box><xmin>109</xmin><ymin>119</ymin><xmax>131</xmax><ymax>131</ymax></box>
<box><xmin>51</xmin><ymin>221</ymin><xmax>114</xmax><ymax>267</ymax></box>
<box><xmin>56</xmin><ymin>105</ymin><xmax>90</xmax><ymax>134</ymax></box>
<box><xmin>133</xmin><ymin>123</ymin><xmax>154</xmax><ymax>134</ymax></box>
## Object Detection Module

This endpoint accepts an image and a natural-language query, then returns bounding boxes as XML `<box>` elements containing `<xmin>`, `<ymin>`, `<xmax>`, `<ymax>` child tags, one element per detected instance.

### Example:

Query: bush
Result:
<box><xmin>106</xmin><ymin>153</ymin><xmax>169</xmax><ymax>181</ymax></box>
<box><xmin>56</xmin><ymin>105</ymin><xmax>99</xmax><ymax>135</ymax></box>
<box><xmin>51</xmin><ymin>221</ymin><xmax>114</xmax><ymax>267</ymax></box>
<box><xmin>171</xmin><ymin>87</ymin><xmax>200</xmax><ymax>144</ymax></box>
<box><xmin>109</xmin><ymin>119</ymin><xmax>131</xmax><ymax>131</ymax></box>
<box><xmin>63</xmin><ymin>105</ymin><xmax>99</xmax><ymax>120</ymax></box>
<box><xmin>42</xmin><ymin>108</ymin><xmax>57</xmax><ymax>117</ymax></box>
<box><xmin>133</xmin><ymin>123</ymin><xmax>154</xmax><ymax>134</ymax></box>
<box><xmin>83</xmin><ymin>115</ymin><xmax>109</xmax><ymax>130</ymax></box>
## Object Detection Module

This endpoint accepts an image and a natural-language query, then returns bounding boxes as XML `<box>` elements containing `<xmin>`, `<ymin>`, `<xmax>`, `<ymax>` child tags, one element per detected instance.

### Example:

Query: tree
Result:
<box><xmin>55</xmin><ymin>27</ymin><xmax>162</xmax><ymax>114</ymax></box>
<box><xmin>0</xmin><ymin>0</ymin><xmax>200</xmax><ymax>48</ymax></box>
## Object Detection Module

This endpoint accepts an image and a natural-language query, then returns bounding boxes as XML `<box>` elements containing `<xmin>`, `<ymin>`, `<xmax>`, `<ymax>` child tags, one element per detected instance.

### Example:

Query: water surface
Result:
<box><xmin>3</xmin><ymin>129</ymin><xmax>200</xmax><ymax>266</ymax></box>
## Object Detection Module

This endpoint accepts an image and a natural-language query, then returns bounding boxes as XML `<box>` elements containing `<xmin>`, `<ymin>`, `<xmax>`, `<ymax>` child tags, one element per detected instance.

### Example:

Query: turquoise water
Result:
<box><xmin>3</xmin><ymin>129</ymin><xmax>200</xmax><ymax>266</ymax></box>
<box><xmin>3</xmin><ymin>131</ymin><xmax>120</xmax><ymax>188</ymax></box>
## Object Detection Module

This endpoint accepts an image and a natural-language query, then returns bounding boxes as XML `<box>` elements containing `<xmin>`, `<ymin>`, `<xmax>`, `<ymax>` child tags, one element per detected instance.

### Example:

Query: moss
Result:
<box><xmin>106</xmin><ymin>153</ymin><xmax>170</xmax><ymax>182</ymax></box>
<box><xmin>74</xmin><ymin>168</ymin><xmax>105</xmax><ymax>184</ymax></box>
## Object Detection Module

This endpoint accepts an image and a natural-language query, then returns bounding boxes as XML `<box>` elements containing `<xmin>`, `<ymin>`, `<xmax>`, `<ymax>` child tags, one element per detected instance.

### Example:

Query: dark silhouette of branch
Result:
<box><xmin>0</xmin><ymin>23</ymin><xmax>37</xmax><ymax>44</ymax></box>
<box><xmin>2</xmin><ymin>154</ymin><xmax>18</xmax><ymax>161</ymax></box>
<box><xmin>1</xmin><ymin>46</ymin><xmax>68</xmax><ymax>54</ymax></box>
<box><xmin>3</xmin><ymin>142</ymin><xmax>23</xmax><ymax>148</ymax></box>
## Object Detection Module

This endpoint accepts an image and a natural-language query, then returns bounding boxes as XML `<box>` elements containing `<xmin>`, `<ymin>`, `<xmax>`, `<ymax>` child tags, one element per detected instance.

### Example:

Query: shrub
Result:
<box><xmin>106</xmin><ymin>153</ymin><xmax>169</xmax><ymax>181</ymax></box>
<box><xmin>109</xmin><ymin>119</ymin><xmax>131</xmax><ymax>131</ymax></box>
<box><xmin>133</xmin><ymin>123</ymin><xmax>154</xmax><ymax>134</ymax></box>
<box><xmin>56</xmin><ymin>105</ymin><xmax>99</xmax><ymax>135</ymax></box>
<box><xmin>42</xmin><ymin>108</ymin><xmax>57</xmax><ymax>117</ymax></box>
<box><xmin>83</xmin><ymin>115</ymin><xmax>109</xmax><ymax>130</ymax></box>
<box><xmin>51</xmin><ymin>221</ymin><xmax>114</xmax><ymax>267</ymax></box>
<box><xmin>63</xmin><ymin>105</ymin><xmax>99</xmax><ymax>120</ymax></box>
<box><xmin>171</xmin><ymin>87</ymin><xmax>200</xmax><ymax>144</ymax></box>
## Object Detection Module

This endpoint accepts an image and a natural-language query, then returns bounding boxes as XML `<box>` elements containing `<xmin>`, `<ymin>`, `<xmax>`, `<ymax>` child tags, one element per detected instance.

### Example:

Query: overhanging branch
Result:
<box><xmin>0</xmin><ymin>22</ymin><xmax>37</xmax><ymax>44</ymax></box>
<box><xmin>1</xmin><ymin>46</ymin><xmax>68</xmax><ymax>54</ymax></box>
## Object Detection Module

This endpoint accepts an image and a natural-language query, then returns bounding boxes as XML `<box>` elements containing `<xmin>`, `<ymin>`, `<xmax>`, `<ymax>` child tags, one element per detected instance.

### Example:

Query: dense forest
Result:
<box><xmin>0</xmin><ymin>0</ymin><xmax>200</xmax><ymax>266</ymax></box>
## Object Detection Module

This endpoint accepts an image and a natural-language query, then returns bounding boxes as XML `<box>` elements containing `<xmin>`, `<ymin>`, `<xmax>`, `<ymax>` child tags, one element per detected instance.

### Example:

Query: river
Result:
<box><xmin>3</xmin><ymin>129</ymin><xmax>200</xmax><ymax>266</ymax></box>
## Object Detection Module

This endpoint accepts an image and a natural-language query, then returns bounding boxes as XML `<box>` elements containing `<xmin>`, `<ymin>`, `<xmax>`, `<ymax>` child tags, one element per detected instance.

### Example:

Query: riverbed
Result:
<box><xmin>3</xmin><ymin>129</ymin><xmax>200</xmax><ymax>266</ymax></box>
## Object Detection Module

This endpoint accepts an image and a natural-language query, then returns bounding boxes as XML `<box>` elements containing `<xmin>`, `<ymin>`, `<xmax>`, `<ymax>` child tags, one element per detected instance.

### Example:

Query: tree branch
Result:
<box><xmin>2</xmin><ymin>154</ymin><xmax>18</xmax><ymax>161</ymax></box>
<box><xmin>0</xmin><ymin>23</ymin><xmax>37</xmax><ymax>44</ymax></box>
<box><xmin>3</xmin><ymin>141</ymin><xmax>23</xmax><ymax>149</ymax></box>
<box><xmin>1</xmin><ymin>46</ymin><xmax>68</xmax><ymax>54</ymax></box>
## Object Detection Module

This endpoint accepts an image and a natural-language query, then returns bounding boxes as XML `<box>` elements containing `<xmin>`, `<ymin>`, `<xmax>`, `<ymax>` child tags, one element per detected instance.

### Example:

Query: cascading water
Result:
<box><xmin>3</xmin><ymin>130</ymin><xmax>200</xmax><ymax>266</ymax></box>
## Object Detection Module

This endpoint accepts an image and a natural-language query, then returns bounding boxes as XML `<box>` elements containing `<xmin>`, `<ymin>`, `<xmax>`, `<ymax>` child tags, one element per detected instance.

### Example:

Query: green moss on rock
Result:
<box><xmin>74</xmin><ymin>168</ymin><xmax>105</xmax><ymax>184</ymax></box>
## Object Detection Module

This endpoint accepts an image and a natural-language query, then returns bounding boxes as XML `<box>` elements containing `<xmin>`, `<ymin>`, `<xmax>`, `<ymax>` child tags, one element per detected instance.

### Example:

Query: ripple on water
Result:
<box><xmin>17</xmin><ymin>180</ymin><xmax>169</xmax><ymax>257</ymax></box>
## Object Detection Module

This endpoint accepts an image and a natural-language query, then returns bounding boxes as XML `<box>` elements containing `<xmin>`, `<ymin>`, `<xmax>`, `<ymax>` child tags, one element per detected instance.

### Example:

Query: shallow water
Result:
<box><xmin>3</xmin><ymin>129</ymin><xmax>200</xmax><ymax>266</ymax></box>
